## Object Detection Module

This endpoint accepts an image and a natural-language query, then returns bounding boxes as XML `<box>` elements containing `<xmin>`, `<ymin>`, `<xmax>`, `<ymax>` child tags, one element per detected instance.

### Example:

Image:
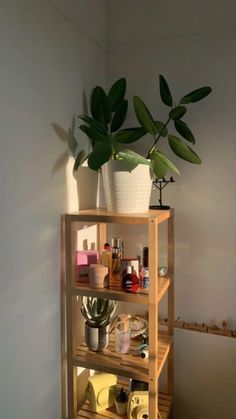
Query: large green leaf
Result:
<box><xmin>108</xmin><ymin>78</ymin><xmax>126</xmax><ymax>112</ymax></box>
<box><xmin>79</xmin><ymin>124</ymin><xmax>110</xmax><ymax>143</ymax></box>
<box><xmin>133</xmin><ymin>96</ymin><xmax>158</xmax><ymax>135</ymax></box>
<box><xmin>88</xmin><ymin>142</ymin><xmax>113</xmax><ymax>171</ymax></box>
<box><xmin>155</xmin><ymin>121</ymin><xmax>168</xmax><ymax>137</ymax></box>
<box><xmin>110</xmin><ymin>99</ymin><xmax>128</xmax><ymax>132</ymax></box>
<box><xmin>174</xmin><ymin>120</ymin><xmax>195</xmax><ymax>144</ymax></box>
<box><xmin>150</xmin><ymin>150</ymin><xmax>167</xmax><ymax>179</ymax></box>
<box><xmin>90</xmin><ymin>86</ymin><xmax>111</xmax><ymax>125</ymax></box>
<box><xmin>159</xmin><ymin>75</ymin><xmax>173</xmax><ymax>107</ymax></box>
<box><xmin>114</xmin><ymin>127</ymin><xmax>147</xmax><ymax>143</ymax></box>
<box><xmin>79</xmin><ymin>115</ymin><xmax>107</xmax><ymax>134</ymax></box>
<box><xmin>119</xmin><ymin>149</ymin><xmax>150</xmax><ymax>167</ymax></box>
<box><xmin>73</xmin><ymin>150</ymin><xmax>87</xmax><ymax>171</ymax></box>
<box><xmin>168</xmin><ymin>135</ymin><xmax>201</xmax><ymax>164</ymax></box>
<box><xmin>180</xmin><ymin>86</ymin><xmax>212</xmax><ymax>104</ymax></box>
<box><xmin>169</xmin><ymin>106</ymin><xmax>187</xmax><ymax>120</ymax></box>
<box><xmin>150</xmin><ymin>149</ymin><xmax>180</xmax><ymax>179</ymax></box>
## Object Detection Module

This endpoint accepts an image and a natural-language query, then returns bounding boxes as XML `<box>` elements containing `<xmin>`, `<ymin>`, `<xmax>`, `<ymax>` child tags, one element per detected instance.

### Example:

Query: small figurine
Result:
<box><xmin>150</xmin><ymin>176</ymin><xmax>175</xmax><ymax>209</ymax></box>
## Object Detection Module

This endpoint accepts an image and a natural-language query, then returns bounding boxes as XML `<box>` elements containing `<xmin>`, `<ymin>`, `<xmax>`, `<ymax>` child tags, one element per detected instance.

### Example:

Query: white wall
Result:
<box><xmin>107</xmin><ymin>1</ymin><xmax>236</xmax><ymax>418</ymax></box>
<box><xmin>0</xmin><ymin>1</ymin><xmax>106</xmax><ymax>418</ymax></box>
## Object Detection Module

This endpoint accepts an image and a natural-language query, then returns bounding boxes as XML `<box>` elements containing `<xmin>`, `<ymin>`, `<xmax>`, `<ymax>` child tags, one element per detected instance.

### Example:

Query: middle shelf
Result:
<box><xmin>72</xmin><ymin>277</ymin><xmax>170</xmax><ymax>305</ymax></box>
<box><xmin>74</xmin><ymin>332</ymin><xmax>172</xmax><ymax>382</ymax></box>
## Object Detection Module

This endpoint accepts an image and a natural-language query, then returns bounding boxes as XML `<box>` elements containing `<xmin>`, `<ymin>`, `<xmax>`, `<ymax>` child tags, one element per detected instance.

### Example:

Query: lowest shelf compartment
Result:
<box><xmin>78</xmin><ymin>393</ymin><xmax>173</xmax><ymax>419</ymax></box>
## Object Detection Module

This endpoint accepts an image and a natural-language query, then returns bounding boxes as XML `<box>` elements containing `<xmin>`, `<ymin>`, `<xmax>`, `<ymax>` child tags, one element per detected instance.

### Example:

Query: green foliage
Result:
<box><xmin>174</xmin><ymin>120</ymin><xmax>195</xmax><ymax>144</ymax></box>
<box><xmin>168</xmin><ymin>135</ymin><xmax>201</xmax><ymax>164</ymax></box>
<box><xmin>110</xmin><ymin>99</ymin><xmax>128</xmax><ymax>132</ymax></box>
<box><xmin>159</xmin><ymin>75</ymin><xmax>173</xmax><ymax>107</ymax></box>
<box><xmin>133</xmin><ymin>96</ymin><xmax>158</xmax><ymax>135</ymax></box>
<box><xmin>169</xmin><ymin>106</ymin><xmax>187</xmax><ymax>120</ymax></box>
<box><xmin>133</xmin><ymin>74</ymin><xmax>212</xmax><ymax>178</ymax></box>
<box><xmin>73</xmin><ymin>75</ymin><xmax>212</xmax><ymax>179</ymax></box>
<box><xmin>81</xmin><ymin>297</ymin><xmax>117</xmax><ymax>328</ymax></box>
<box><xmin>74</xmin><ymin>78</ymin><xmax>148</xmax><ymax>172</ymax></box>
<box><xmin>180</xmin><ymin>86</ymin><xmax>212</xmax><ymax>104</ymax></box>
<box><xmin>108</xmin><ymin>78</ymin><xmax>126</xmax><ymax>112</ymax></box>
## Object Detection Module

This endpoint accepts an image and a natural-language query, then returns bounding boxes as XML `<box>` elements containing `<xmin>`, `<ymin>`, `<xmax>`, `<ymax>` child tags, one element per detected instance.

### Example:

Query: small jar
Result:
<box><xmin>141</xmin><ymin>268</ymin><xmax>149</xmax><ymax>289</ymax></box>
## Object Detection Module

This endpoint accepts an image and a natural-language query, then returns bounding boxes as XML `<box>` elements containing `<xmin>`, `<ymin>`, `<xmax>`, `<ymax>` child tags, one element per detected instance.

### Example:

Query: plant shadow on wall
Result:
<box><xmin>72</xmin><ymin>76</ymin><xmax>212</xmax><ymax>212</ymax></box>
<box><xmin>51</xmin><ymin>117</ymin><xmax>100</xmax><ymax>209</ymax></box>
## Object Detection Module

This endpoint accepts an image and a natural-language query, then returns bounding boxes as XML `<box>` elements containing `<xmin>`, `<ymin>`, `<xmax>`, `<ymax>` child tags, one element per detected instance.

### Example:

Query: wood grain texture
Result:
<box><xmin>148</xmin><ymin>217</ymin><xmax>159</xmax><ymax>418</ymax></box>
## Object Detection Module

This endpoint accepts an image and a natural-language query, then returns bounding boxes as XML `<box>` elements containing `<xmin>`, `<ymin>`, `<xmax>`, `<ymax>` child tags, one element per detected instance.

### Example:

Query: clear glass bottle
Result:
<box><xmin>111</xmin><ymin>238</ymin><xmax>123</xmax><ymax>273</ymax></box>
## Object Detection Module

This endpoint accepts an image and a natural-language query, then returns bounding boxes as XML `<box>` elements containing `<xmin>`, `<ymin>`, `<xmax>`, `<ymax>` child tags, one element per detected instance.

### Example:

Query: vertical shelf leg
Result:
<box><xmin>61</xmin><ymin>216</ymin><xmax>66</xmax><ymax>419</ymax></box>
<box><xmin>167</xmin><ymin>213</ymin><xmax>174</xmax><ymax>396</ymax></box>
<box><xmin>65</xmin><ymin>218</ymin><xmax>78</xmax><ymax>419</ymax></box>
<box><xmin>149</xmin><ymin>218</ymin><xmax>159</xmax><ymax>418</ymax></box>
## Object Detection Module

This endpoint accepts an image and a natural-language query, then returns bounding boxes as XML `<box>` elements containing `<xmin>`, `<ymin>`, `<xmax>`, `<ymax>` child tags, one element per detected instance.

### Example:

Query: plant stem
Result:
<box><xmin>147</xmin><ymin>118</ymin><xmax>170</xmax><ymax>158</ymax></box>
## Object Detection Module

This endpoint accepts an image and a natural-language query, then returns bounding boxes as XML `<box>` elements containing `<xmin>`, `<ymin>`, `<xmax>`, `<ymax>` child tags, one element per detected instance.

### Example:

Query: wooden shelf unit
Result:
<box><xmin>61</xmin><ymin>208</ymin><xmax>174</xmax><ymax>419</ymax></box>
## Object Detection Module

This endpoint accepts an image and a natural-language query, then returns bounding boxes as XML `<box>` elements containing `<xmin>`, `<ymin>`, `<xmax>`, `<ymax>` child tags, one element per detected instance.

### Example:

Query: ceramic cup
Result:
<box><xmin>88</xmin><ymin>264</ymin><xmax>108</xmax><ymax>289</ymax></box>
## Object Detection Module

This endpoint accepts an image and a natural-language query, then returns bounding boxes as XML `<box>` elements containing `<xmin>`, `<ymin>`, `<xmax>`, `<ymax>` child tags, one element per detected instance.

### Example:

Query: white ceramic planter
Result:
<box><xmin>85</xmin><ymin>323</ymin><xmax>109</xmax><ymax>351</ymax></box>
<box><xmin>102</xmin><ymin>160</ymin><xmax>152</xmax><ymax>213</ymax></box>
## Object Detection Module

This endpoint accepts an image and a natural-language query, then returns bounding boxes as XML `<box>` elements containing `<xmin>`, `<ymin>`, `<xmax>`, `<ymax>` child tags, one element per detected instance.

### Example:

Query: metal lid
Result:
<box><xmin>111</xmin><ymin>238</ymin><xmax>122</xmax><ymax>248</ymax></box>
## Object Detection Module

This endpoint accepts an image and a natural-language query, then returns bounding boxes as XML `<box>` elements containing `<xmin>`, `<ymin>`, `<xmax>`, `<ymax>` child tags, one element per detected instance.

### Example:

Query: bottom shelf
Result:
<box><xmin>78</xmin><ymin>393</ymin><xmax>173</xmax><ymax>419</ymax></box>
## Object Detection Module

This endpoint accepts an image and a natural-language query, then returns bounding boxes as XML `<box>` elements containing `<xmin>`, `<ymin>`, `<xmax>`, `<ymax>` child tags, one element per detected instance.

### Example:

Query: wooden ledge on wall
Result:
<box><xmin>159</xmin><ymin>318</ymin><xmax>236</xmax><ymax>339</ymax></box>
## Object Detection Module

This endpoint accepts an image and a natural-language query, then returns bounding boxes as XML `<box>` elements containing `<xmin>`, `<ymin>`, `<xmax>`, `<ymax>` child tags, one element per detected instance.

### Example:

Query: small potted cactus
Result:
<box><xmin>81</xmin><ymin>297</ymin><xmax>117</xmax><ymax>351</ymax></box>
<box><xmin>115</xmin><ymin>387</ymin><xmax>129</xmax><ymax>416</ymax></box>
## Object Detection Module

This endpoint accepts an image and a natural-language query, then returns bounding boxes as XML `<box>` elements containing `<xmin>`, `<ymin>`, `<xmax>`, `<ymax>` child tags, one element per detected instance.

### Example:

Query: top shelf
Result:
<box><xmin>64</xmin><ymin>208</ymin><xmax>173</xmax><ymax>225</ymax></box>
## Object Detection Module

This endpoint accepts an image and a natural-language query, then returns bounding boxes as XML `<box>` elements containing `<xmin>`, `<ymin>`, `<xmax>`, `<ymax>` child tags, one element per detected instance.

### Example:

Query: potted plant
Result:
<box><xmin>115</xmin><ymin>387</ymin><xmax>129</xmax><ymax>416</ymax></box>
<box><xmin>74</xmin><ymin>76</ymin><xmax>212</xmax><ymax>212</ymax></box>
<box><xmin>81</xmin><ymin>297</ymin><xmax>117</xmax><ymax>351</ymax></box>
<box><xmin>74</xmin><ymin>78</ymin><xmax>151</xmax><ymax>213</ymax></box>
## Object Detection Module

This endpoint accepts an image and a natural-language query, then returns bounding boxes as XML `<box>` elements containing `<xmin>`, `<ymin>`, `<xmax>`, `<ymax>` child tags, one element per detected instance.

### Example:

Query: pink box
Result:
<box><xmin>76</xmin><ymin>250</ymin><xmax>99</xmax><ymax>283</ymax></box>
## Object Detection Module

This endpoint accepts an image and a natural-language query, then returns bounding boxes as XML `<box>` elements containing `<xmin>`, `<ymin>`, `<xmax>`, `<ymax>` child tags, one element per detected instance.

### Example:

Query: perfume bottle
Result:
<box><xmin>111</xmin><ymin>238</ymin><xmax>123</xmax><ymax>273</ymax></box>
<box><xmin>143</xmin><ymin>246</ymin><xmax>149</xmax><ymax>268</ymax></box>
<box><xmin>99</xmin><ymin>243</ymin><xmax>112</xmax><ymax>282</ymax></box>
<box><xmin>141</xmin><ymin>268</ymin><xmax>149</xmax><ymax>289</ymax></box>
<box><xmin>122</xmin><ymin>265</ymin><xmax>139</xmax><ymax>293</ymax></box>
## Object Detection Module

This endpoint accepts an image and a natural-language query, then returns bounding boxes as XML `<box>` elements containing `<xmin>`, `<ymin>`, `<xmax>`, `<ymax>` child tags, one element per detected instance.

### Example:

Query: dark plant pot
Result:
<box><xmin>115</xmin><ymin>398</ymin><xmax>128</xmax><ymax>416</ymax></box>
<box><xmin>85</xmin><ymin>322</ymin><xmax>109</xmax><ymax>351</ymax></box>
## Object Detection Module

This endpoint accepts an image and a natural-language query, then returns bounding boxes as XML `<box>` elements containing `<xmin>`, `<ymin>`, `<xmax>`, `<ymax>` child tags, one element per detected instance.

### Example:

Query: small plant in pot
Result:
<box><xmin>115</xmin><ymin>387</ymin><xmax>129</xmax><ymax>416</ymax></box>
<box><xmin>81</xmin><ymin>297</ymin><xmax>117</xmax><ymax>351</ymax></box>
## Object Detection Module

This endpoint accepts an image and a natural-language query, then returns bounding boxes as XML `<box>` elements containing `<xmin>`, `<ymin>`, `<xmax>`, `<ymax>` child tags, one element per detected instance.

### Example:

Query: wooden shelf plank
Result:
<box><xmin>72</xmin><ymin>277</ymin><xmax>170</xmax><ymax>305</ymax></box>
<box><xmin>74</xmin><ymin>333</ymin><xmax>172</xmax><ymax>382</ymax></box>
<box><xmin>78</xmin><ymin>393</ymin><xmax>172</xmax><ymax>419</ymax></box>
<box><xmin>65</xmin><ymin>208</ymin><xmax>173</xmax><ymax>225</ymax></box>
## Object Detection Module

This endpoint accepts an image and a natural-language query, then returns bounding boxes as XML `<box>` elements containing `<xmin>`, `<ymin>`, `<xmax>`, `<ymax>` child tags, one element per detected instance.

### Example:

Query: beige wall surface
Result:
<box><xmin>107</xmin><ymin>1</ymin><xmax>236</xmax><ymax>418</ymax></box>
<box><xmin>0</xmin><ymin>1</ymin><xmax>235</xmax><ymax>418</ymax></box>
<box><xmin>0</xmin><ymin>1</ymin><xmax>106</xmax><ymax>418</ymax></box>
